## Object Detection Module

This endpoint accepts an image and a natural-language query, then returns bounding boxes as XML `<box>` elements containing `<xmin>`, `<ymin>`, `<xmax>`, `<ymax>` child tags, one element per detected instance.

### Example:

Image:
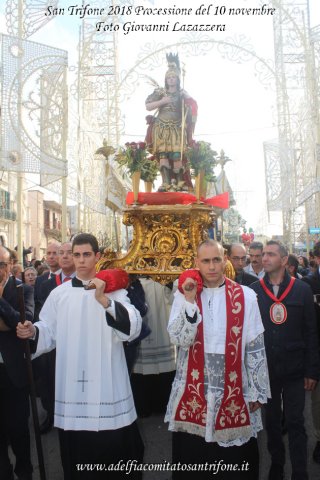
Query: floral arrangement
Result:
<box><xmin>115</xmin><ymin>141</ymin><xmax>148</xmax><ymax>175</ymax></box>
<box><xmin>115</xmin><ymin>142</ymin><xmax>159</xmax><ymax>184</ymax></box>
<box><xmin>187</xmin><ymin>140</ymin><xmax>217</xmax><ymax>182</ymax></box>
<box><xmin>140</xmin><ymin>155</ymin><xmax>158</xmax><ymax>183</ymax></box>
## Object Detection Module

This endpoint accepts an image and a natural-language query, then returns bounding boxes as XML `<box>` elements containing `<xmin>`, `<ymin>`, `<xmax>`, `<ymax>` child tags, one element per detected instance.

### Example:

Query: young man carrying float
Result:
<box><xmin>17</xmin><ymin>233</ymin><xmax>143</xmax><ymax>479</ymax></box>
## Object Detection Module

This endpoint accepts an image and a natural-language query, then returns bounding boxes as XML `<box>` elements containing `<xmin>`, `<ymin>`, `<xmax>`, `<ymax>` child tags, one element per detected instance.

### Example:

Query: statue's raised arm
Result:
<box><xmin>145</xmin><ymin>53</ymin><xmax>198</xmax><ymax>192</ymax></box>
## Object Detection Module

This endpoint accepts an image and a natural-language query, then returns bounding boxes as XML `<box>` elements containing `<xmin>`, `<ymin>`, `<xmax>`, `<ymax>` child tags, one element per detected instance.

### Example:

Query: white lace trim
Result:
<box><xmin>165</xmin><ymin>333</ymin><xmax>270</xmax><ymax>446</ymax></box>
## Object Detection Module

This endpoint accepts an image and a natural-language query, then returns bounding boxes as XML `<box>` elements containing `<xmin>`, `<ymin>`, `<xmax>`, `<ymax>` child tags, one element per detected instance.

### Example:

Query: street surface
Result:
<box><xmin>22</xmin><ymin>393</ymin><xmax>320</xmax><ymax>479</ymax></box>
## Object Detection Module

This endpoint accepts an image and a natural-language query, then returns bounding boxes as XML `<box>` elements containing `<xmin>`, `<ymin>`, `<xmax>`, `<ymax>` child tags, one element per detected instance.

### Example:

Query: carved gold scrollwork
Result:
<box><xmin>152</xmin><ymin>230</ymin><xmax>178</xmax><ymax>254</ymax></box>
<box><xmin>96</xmin><ymin>203</ymin><xmax>216</xmax><ymax>284</ymax></box>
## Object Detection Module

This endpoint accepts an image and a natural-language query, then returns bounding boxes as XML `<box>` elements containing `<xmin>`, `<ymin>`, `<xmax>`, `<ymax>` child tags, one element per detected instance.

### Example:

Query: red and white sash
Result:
<box><xmin>174</xmin><ymin>273</ymin><xmax>251</xmax><ymax>442</ymax></box>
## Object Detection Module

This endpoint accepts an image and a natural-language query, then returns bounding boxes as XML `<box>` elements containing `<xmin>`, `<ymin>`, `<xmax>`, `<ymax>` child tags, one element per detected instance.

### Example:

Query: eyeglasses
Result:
<box><xmin>0</xmin><ymin>262</ymin><xmax>8</xmax><ymax>268</ymax></box>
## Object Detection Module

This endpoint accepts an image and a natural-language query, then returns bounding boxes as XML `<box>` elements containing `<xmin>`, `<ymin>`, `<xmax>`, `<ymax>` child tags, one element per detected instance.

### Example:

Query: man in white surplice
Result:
<box><xmin>165</xmin><ymin>240</ymin><xmax>270</xmax><ymax>479</ymax></box>
<box><xmin>17</xmin><ymin>233</ymin><xmax>144</xmax><ymax>479</ymax></box>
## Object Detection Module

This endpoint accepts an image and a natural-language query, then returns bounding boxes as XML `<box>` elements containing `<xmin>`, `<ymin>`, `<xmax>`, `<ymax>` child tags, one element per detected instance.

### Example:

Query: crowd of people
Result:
<box><xmin>0</xmin><ymin>235</ymin><xmax>320</xmax><ymax>479</ymax></box>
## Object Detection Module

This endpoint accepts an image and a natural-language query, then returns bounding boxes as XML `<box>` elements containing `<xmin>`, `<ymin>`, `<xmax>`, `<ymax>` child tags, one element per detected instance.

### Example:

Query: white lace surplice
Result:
<box><xmin>164</xmin><ymin>286</ymin><xmax>271</xmax><ymax>447</ymax></box>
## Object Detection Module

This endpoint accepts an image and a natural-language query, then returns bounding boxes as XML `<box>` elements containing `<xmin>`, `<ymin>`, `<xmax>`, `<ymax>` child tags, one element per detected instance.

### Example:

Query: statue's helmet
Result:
<box><xmin>165</xmin><ymin>52</ymin><xmax>181</xmax><ymax>82</ymax></box>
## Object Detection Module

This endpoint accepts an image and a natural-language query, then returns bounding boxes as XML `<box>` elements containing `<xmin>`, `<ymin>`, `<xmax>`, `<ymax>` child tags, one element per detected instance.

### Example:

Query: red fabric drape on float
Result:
<box><xmin>125</xmin><ymin>191</ymin><xmax>229</xmax><ymax>209</ymax></box>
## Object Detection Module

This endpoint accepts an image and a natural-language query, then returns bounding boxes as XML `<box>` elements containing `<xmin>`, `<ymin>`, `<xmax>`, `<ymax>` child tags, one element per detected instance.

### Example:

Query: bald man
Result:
<box><xmin>165</xmin><ymin>240</ymin><xmax>270</xmax><ymax>479</ymax></box>
<box><xmin>227</xmin><ymin>243</ymin><xmax>257</xmax><ymax>286</ymax></box>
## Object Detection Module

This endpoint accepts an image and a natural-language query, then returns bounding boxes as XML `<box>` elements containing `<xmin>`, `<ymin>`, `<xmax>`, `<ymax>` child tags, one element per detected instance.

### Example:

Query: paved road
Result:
<box><xmin>22</xmin><ymin>393</ymin><xmax>320</xmax><ymax>479</ymax></box>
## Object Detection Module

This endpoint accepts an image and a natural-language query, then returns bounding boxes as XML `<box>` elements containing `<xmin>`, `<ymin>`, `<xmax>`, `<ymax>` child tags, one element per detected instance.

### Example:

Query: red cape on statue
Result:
<box><xmin>125</xmin><ymin>191</ymin><xmax>229</xmax><ymax>209</ymax></box>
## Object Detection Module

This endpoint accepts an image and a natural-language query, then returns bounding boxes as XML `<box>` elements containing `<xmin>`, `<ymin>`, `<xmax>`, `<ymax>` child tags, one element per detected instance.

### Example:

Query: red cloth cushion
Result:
<box><xmin>178</xmin><ymin>269</ymin><xmax>203</xmax><ymax>295</ymax></box>
<box><xmin>125</xmin><ymin>191</ymin><xmax>229</xmax><ymax>208</ymax></box>
<box><xmin>96</xmin><ymin>269</ymin><xmax>129</xmax><ymax>293</ymax></box>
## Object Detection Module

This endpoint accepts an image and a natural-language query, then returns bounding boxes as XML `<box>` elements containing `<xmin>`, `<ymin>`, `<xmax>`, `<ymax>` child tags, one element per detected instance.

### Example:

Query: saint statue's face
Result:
<box><xmin>166</xmin><ymin>73</ymin><xmax>179</xmax><ymax>89</ymax></box>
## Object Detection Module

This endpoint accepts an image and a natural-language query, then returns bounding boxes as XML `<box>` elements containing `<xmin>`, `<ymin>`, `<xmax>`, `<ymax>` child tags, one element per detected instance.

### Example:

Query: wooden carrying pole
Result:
<box><xmin>17</xmin><ymin>284</ymin><xmax>47</xmax><ymax>480</ymax></box>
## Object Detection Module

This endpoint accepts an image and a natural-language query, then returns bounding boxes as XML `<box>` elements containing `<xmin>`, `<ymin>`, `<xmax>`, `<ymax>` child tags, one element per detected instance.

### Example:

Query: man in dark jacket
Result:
<box><xmin>32</xmin><ymin>240</ymin><xmax>60</xmax><ymax>432</ymax></box>
<box><xmin>302</xmin><ymin>241</ymin><xmax>320</xmax><ymax>463</ymax></box>
<box><xmin>0</xmin><ymin>246</ymin><xmax>34</xmax><ymax>480</ymax></box>
<box><xmin>227</xmin><ymin>243</ymin><xmax>257</xmax><ymax>286</ymax></box>
<box><xmin>251</xmin><ymin>240</ymin><xmax>319</xmax><ymax>480</ymax></box>
<box><xmin>34</xmin><ymin>241</ymin><xmax>61</xmax><ymax>320</ymax></box>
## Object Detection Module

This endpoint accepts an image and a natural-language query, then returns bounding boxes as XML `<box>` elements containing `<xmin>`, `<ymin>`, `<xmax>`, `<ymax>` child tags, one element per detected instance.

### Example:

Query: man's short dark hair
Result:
<box><xmin>249</xmin><ymin>242</ymin><xmax>263</xmax><ymax>252</ymax></box>
<box><xmin>314</xmin><ymin>242</ymin><xmax>320</xmax><ymax>258</ymax></box>
<box><xmin>299</xmin><ymin>255</ymin><xmax>309</xmax><ymax>268</ymax></box>
<box><xmin>266</xmin><ymin>240</ymin><xmax>288</xmax><ymax>257</ymax></box>
<box><xmin>287</xmin><ymin>254</ymin><xmax>299</xmax><ymax>275</ymax></box>
<box><xmin>223</xmin><ymin>243</ymin><xmax>231</xmax><ymax>256</ymax></box>
<box><xmin>72</xmin><ymin>233</ymin><xmax>99</xmax><ymax>254</ymax></box>
<box><xmin>34</xmin><ymin>260</ymin><xmax>42</xmax><ymax>270</ymax></box>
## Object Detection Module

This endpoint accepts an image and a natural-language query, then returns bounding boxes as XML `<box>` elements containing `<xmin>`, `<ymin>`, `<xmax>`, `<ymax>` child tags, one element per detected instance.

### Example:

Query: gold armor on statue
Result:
<box><xmin>145</xmin><ymin>53</ymin><xmax>197</xmax><ymax>192</ymax></box>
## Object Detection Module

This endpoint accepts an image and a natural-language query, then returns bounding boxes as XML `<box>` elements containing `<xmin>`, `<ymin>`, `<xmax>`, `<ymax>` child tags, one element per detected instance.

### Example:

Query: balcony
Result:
<box><xmin>44</xmin><ymin>226</ymin><xmax>62</xmax><ymax>241</ymax></box>
<box><xmin>0</xmin><ymin>208</ymin><xmax>17</xmax><ymax>221</ymax></box>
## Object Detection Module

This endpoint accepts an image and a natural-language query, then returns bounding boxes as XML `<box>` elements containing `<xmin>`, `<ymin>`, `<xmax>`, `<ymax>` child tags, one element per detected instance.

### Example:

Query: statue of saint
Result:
<box><xmin>145</xmin><ymin>53</ymin><xmax>197</xmax><ymax>191</ymax></box>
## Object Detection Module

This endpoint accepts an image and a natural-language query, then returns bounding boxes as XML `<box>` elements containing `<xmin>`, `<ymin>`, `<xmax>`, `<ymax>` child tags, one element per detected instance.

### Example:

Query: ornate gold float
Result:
<box><xmin>97</xmin><ymin>202</ymin><xmax>215</xmax><ymax>284</ymax></box>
